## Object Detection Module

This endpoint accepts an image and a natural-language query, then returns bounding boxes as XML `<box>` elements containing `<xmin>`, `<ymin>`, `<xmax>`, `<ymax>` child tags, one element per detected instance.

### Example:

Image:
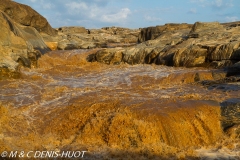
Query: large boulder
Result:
<box><xmin>0</xmin><ymin>11</ymin><xmax>50</xmax><ymax>79</ymax></box>
<box><xmin>0</xmin><ymin>0</ymin><xmax>56</xmax><ymax>36</ymax></box>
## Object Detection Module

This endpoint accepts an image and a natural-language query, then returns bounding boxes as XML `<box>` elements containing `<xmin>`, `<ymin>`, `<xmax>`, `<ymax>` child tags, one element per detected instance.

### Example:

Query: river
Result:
<box><xmin>0</xmin><ymin>49</ymin><xmax>239</xmax><ymax>159</ymax></box>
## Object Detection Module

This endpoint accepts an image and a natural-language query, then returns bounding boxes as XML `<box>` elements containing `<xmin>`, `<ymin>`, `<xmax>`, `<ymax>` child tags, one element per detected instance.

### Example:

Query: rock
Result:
<box><xmin>155</xmin><ymin>22</ymin><xmax>240</xmax><ymax>67</ymax></box>
<box><xmin>91</xmin><ymin>27</ymin><xmax>139</xmax><ymax>45</ymax></box>
<box><xmin>45</xmin><ymin>42</ymin><xmax>58</xmax><ymax>50</ymax></box>
<box><xmin>229</xmin><ymin>61</ymin><xmax>240</xmax><ymax>70</ymax></box>
<box><xmin>207</xmin><ymin>42</ymin><xmax>240</xmax><ymax>61</ymax></box>
<box><xmin>53</xmin><ymin>26</ymin><xmax>140</xmax><ymax>50</ymax></box>
<box><xmin>86</xmin><ymin>54</ymin><xmax>96</xmax><ymax>62</ymax></box>
<box><xmin>92</xmin><ymin>28</ymin><xmax>190</xmax><ymax>65</ymax></box>
<box><xmin>80</xmin><ymin>42</ymin><xmax>96</xmax><ymax>49</ymax></box>
<box><xmin>189</xmin><ymin>22</ymin><xmax>223</xmax><ymax>38</ymax></box>
<box><xmin>88</xmin><ymin>21</ymin><xmax>240</xmax><ymax>69</ymax></box>
<box><xmin>0</xmin><ymin>9</ymin><xmax>50</xmax><ymax>78</ymax></box>
<box><xmin>220</xmin><ymin>98</ymin><xmax>240</xmax><ymax>130</ymax></box>
<box><xmin>209</xmin><ymin>60</ymin><xmax>236</xmax><ymax>68</ymax></box>
<box><xmin>94</xmin><ymin>48</ymin><xmax>124</xmax><ymax>65</ymax></box>
<box><xmin>225</xmin><ymin>124</ymin><xmax>240</xmax><ymax>139</ymax></box>
<box><xmin>225</xmin><ymin>61</ymin><xmax>240</xmax><ymax>76</ymax></box>
<box><xmin>0</xmin><ymin>0</ymin><xmax>56</xmax><ymax>36</ymax></box>
<box><xmin>57</xmin><ymin>27</ymin><xmax>88</xmax><ymax>34</ymax></box>
<box><xmin>57</xmin><ymin>39</ymin><xmax>78</xmax><ymax>50</ymax></box>
<box><xmin>123</xmin><ymin>46</ymin><xmax>154</xmax><ymax>65</ymax></box>
<box><xmin>223</xmin><ymin>21</ymin><xmax>240</xmax><ymax>28</ymax></box>
<box><xmin>159</xmin><ymin>70</ymin><xmax>215</xmax><ymax>85</ymax></box>
<box><xmin>138</xmin><ymin>23</ymin><xmax>192</xmax><ymax>42</ymax></box>
<box><xmin>144</xmin><ymin>47</ymin><xmax>163</xmax><ymax>64</ymax></box>
<box><xmin>173</xmin><ymin>45</ymin><xmax>208</xmax><ymax>67</ymax></box>
<box><xmin>57</xmin><ymin>38</ymin><xmax>97</xmax><ymax>50</ymax></box>
<box><xmin>0</xmin><ymin>0</ymin><xmax>53</xmax><ymax>77</ymax></box>
<box><xmin>231</xmin><ymin>48</ymin><xmax>240</xmax><ymax>60</ymax></box>
<box><xmin>89</xmin><ymin>46</ymin><xmax>157</xmax><ymax>65</ymax></box>
<box><xmin>156</xmin><ymin>39</ymin><xmax>194</xmax><ymax>66</ymax></box>
<box><xmin>0</xmin><ymin>67</ymin><xmax>21</xmax><ymax>80</ymax></box>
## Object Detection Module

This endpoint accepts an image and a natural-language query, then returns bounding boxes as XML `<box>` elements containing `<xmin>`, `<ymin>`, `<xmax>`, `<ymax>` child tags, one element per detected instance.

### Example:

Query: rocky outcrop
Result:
<box><xmin>0</xmin><ymin>0</ymin><xmax>59</xmax><ymax>79</ymax></box>
<box><xmin>156</xmin><ymin>22</ymin><xmax>240</xmax><ymax>68</ymax></box>
<box><xmin>89</xmin><ymin>21</ymin><xmax>240</xmax><ymax>70</ymax></box>
<box><xmin>57</xmin><ymin>26</ymin><xmax>88</xmax><ymax>34</ymax></box>
<box><xmin>48</xmin><ymin>26</ymin><xmax>140</xmax><ymax>50</ymax></box>
<box><xmin>0</xmin><ymin>0</ymin><xmax>56</xmax><ymax>36</ymax></box>
<box><xmin>138</xmin><ymin>23</ymin><xmax>192</xmax><ymax>42</ymax></box>
<box><xmin>0</xmin><ymin>10</ymin><xmax>50</xmax><ymax>79</ymax></box>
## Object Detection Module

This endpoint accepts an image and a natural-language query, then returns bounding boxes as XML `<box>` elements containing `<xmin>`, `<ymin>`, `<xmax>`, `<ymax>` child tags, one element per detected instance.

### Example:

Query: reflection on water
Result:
<box><xmin>0</xmin><ymin>49</ymin><xmax>240</xmax><ymax>159</ymax></box>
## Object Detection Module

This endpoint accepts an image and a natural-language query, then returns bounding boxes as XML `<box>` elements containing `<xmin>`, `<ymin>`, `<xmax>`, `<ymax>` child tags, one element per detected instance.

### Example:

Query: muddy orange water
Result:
<box><xmin>0</xmin><ymin>49</ymin><xmax>240</xmax><ymax>159</ymax></box>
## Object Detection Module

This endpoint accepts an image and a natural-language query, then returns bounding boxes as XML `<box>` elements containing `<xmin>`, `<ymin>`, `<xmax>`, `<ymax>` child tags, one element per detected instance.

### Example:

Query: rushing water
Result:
<box><xmin>0</xmin><ymin>49</ymin><xmax>240</xmax><ymax>159</ymax></box>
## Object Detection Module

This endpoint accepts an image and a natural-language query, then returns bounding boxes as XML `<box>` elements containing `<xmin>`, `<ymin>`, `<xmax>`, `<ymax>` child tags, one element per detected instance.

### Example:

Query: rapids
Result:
<box><xmin>0</xmin><ymin>49</ymin><xmax>240</xmax><ymax>159</ymax></box>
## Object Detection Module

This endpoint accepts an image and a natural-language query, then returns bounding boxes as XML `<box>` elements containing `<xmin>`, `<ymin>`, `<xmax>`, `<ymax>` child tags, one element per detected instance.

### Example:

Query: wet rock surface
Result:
<box><xmin>221</xmin><ymin>99</ymin><xmax>240</xmax><ymax>130</ymax></box>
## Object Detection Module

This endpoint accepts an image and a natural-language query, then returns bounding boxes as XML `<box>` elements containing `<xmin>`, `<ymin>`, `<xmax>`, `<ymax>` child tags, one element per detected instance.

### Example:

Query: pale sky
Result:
<box><xmin>13</xmin><ymin>0</ymin><xmax>240</xmax><ymax>29</ymax></box>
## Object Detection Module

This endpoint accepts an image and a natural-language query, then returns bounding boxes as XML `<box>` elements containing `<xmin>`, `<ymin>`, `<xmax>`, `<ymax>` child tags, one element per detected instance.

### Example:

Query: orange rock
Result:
<box><xmin>45</xmin><ymin>42</ymin><xmax>58</xmax><ymax>51</ymax></box>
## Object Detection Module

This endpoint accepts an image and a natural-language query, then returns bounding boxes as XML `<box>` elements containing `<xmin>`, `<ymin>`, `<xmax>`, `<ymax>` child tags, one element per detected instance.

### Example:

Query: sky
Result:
<box><xmin>13</xmin><ymin>0</ymin><xmax>240</xmax><ymax>29</ymax></box>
